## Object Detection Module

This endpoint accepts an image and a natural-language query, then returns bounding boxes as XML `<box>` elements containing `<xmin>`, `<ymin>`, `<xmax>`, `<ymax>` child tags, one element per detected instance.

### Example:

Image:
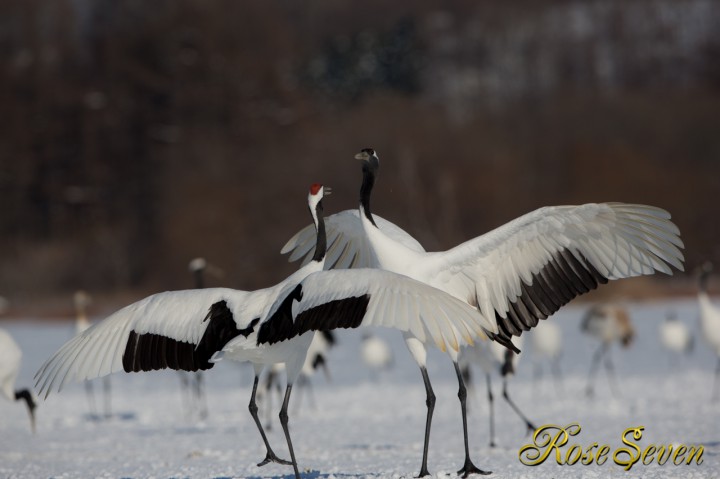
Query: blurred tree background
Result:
<box><xmin>1</xmin><ymin>0</ymin><xmax>719</xmax><ymax>313</ymax></box>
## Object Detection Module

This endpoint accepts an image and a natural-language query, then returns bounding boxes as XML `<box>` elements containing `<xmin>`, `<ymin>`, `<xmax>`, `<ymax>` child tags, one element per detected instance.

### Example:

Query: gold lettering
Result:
<box><xmin>673</xmin><ymin>445</ymin><xmax>687</xmax><ymax>465</ymax></box>
<box><xmin>685</xmin><ymin>446</ymin><xmax>704</xmax><ymax>465</ymax></box>
<box><xmin>613</xmin><ymin>426</ymin><xmax>644</xmax><ymax>471</ymax></box>
<box><xmin>642</xmin><ymin>445</ymin><xmax>657</xmax><ymax>465</ymax></box>
<box><xmin>596</xmin><ymin>445</ymin><xmax>610</xmax><ymax>465</ymax></box>
<box><xmin>581</xmin><ymin>443</ymin><xmax>599</xmax><ymax>465</ymax></box>
<box><xmin>565</xmin><ymin>444</ymin><xmax>582</xmax><ymax>465</ymax></box>
<box><xmin>518</xmin><ymin>424</ymin><xmax>579</xmax><ymax>466</ymax></box>
<box><xmin>656</xmin><ymin>445</ymin><xmax>672</xmax><ymax>465</ymax></box>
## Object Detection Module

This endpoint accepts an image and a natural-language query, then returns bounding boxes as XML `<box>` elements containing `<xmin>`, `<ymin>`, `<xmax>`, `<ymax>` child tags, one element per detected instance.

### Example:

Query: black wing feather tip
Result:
<box><xmin>121</xmin><ymin>299</ymin><xmax>256</xmax><ymax>373</ymax></box>
<box><xmin>258</xmin><ymin>289</ymin><xmax>370</xmax><ymax>345</ymax></box>
<box><xmin>493</xmin><ymin>249</ymin><xmax>609</xmax><ymax>344</ymax></box>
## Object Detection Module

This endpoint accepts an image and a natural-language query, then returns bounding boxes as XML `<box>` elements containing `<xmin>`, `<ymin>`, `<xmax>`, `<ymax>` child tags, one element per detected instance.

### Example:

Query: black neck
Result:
<box><xmin>311</xmin><ymin>199</ymin><xmax>327</xmax><ymax>262</ymax></box>
<box><xmin>360</xmin><ymin>161</ymin><xmax>378</xmax><ymax>227</ymax></box>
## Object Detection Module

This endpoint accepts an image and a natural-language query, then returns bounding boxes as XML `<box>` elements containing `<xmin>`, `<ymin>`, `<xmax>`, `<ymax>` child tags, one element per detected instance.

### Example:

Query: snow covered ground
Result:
<box><xmin>1</xmin><ymin>298</ymin><xmax>718</xmax><ymax>479</ymax></box>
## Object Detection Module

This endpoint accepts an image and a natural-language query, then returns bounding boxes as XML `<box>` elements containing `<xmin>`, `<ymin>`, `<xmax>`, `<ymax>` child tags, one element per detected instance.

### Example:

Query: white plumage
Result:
<box><xmin>531</xmin><ymin>321</ymin><xmax>562</xmax><ymax>361</ymax></box>
<box><xmin>0</xmin><ymin>328</ymin><xmax>36</xmax><ymax>432</ymax></box>
<box><xmin>281</xmin><ymin>148</ymin><xmax>685</xmax><ymax>477</ymax></box>
<box><xmin>697</xmin><ymin>262</ymin><xmax>720</xmax><ymax>400</ymax></box>
<box><xmin>659</xmin><ymin>313</ymin><xmax>692</xmax><ymax>355</ymax></box>
<box><xmin>34</xmin><ymin>184</ymin><xmax>497</xmax><ymax>479</ymax></box>
<box><xmin>361</xmin><ymin>334</ymin><xmax>394</xmax><ymax>376</ymax></box>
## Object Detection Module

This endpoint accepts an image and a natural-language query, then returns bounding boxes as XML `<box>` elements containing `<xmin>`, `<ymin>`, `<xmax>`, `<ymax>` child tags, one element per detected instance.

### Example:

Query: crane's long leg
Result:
<box><xmin>551</xmin><ymin>357</ymin><xmax>564</xmax><ymax>395</ymax></box>
<box><xmin>453</xmin><ymin>362</ymin><xmax>491</xmax><ymax>477</ymax></box>
<box><xmin>485</xmin><ymin>373</ymin><xmax>495</xmax><ymax>448</ymax></box>
<box><xmin>194</xmin><ymin>372</ymin><xmax>208</xmax><ymax>420</ymax></box>
<box><xmin>418</xmin><ymin>366</ymin><xmax>435</xmax><ymax>478</ymax></box>
<box><xmin>603</xmin><ymin>352</ymin><xmax>622</xmax><ymax>399</ymax></box>
<box><xmin>279</xmin><ymin>384</ymin><xmax>301</xmax><ymax>479</ymax></box>
<box><xmin>585</xmin><ymin>343</ymin><xmax>607</xmax><ymax>398</ymax></box>
<box><xmin>103</xmin><ymin>376</ymin><xmax>112</xmax><ymax>419</ymax></box>
<box><xmin>250</xmin><ymin>375</ymin><xmax>292</xmax><ymax>467</ymax></box>
<box><xmin>501</xmin><ymin>377</ymin><xmax>536</xmax><ymax>434</ymax></box>
<box><xmin>84</xmin><ymin>381</ymin><xmax>97</xmax><ymax>419</ymax></box>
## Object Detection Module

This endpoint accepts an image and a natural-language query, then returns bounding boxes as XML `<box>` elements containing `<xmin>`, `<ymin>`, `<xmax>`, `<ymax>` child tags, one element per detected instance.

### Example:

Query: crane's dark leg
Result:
<box><xmin>454</xmin><ymin>362</ymin><xmax>491</xmax><ymax>477</ymax></box>
<box><xmin>279</xmin><ymin>384</ymin><xmax>301</xmax><ymax>479</ymax></box>
<box><xmin>603</xmin><ymin>352</ymin><xmax>623</xmax><ymax>399</ymax></box>
<box><xmin>250</xmin><ymin>375</ymin><xmax>292</xmax><ymax>467</ymax></box>
<box><xmin>15</xmin><ymin>389</ymin><xmax>36</xmax><ymax>433</ymax></box>
<box><xmin>485</xmin><ymin>374</ymin><xmax>496</xmax><ymax>448</ymax></box>
<box><xmin>417</xmin><ymin>366</ymin><xmax>436</xmax><ymax>478</ymax></box>
<box><xmin>585</xmin><ymin>343</ymin><xmax>607</xmax><ymax>398</ymax></box>
<box><xmin>501</xmin><ymin>377</ymin><xmax>536</xmax><ymax>434</ymax></box>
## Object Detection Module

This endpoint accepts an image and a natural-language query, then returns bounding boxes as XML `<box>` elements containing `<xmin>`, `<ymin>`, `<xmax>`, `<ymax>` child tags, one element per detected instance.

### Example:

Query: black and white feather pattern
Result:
<box><xmin>282</xmin><ymin>203</ymin><xmax>684</xmax><ymax>345</ymax></box>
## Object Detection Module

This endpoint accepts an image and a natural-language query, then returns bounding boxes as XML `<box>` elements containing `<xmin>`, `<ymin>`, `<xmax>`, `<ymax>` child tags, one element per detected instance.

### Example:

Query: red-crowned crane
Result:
<box><xmin>581</xmin><ymin>303</ymin><xmax>635</xmax><ymax>398</ymax></box>
<box><xmin>697</xmin><ymin>262</ymin><xmax>720</xmax><ymax>400</ymax></box>
<box><xmin>281</xmin><ymin>147</ymin><xmax>685</xmax><ymax>477</ymax></box>
<box><xmin>0</xmin><ymin>328</ymin><xmax>37</xmax><ymax>433</ymax></box>
<box><xmin>34</xmin><ymin>183</ymin><xmax>499</xmax><ymax>479</ymax></box>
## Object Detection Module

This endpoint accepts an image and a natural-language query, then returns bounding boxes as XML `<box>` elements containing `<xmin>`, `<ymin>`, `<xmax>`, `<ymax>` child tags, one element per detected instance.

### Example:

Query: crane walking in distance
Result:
<box><xmin>0</xmin><ymin>328</ymin><xmax>37</xmax><ymax>433</ymax></box>
<box><xmin>581</xmin><ymin>303</ymin><xmax>635</xmax><ymax>399</ymax></box>
<box><xmin>361</xmin><ymin>333</ymin><xmax>394</xmax><ymax>380</ymax></box>
<box><xmin>34</xmin><ymin>183</ymin><xmax>501</xmax><ymax>479</ymax></box>
<box><xmin>659</xmin><ymin>311</ymin><xmax>693</xmax><ymax>364</ymax></box>
<box><xmin>530</xmin><ymin>320</ymin><xmax>564</xmax><ymax>393</ymax></box>
<box><xmin>74</xmin><ymin>290</ymin><xmax>112</xmax><ymax>419</ymax></box>
<box><xmin>697</xmin><ymin>262</ymin><xmax>720</xmax><ymax>400</ymax></box>
<box><xmin>459</xmin><ymin>337</ymin><xmax>535</xmax><ymax>448</ymax></box>
<box><xmin>281</xmin><ymin>147</ymin><xmax>685</xmax><ymax>477</ymax></box>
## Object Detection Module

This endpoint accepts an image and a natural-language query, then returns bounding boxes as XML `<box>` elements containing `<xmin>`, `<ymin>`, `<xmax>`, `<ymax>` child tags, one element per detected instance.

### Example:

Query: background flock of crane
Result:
<box><xmin>1</xmin><ymin>150</ymin><xmax>719</xmax><ymax>478</ymax></box>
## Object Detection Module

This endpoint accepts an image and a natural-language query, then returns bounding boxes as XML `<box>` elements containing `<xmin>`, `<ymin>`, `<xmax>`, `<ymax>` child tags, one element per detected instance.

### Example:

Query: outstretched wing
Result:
<box><xmin>34</xmin><ymin>288</ymin><xmax>254</xmax><ymax>398</ymax></box>
<box><xmin>281</xmin><ymin>210</ymin><xmax>425</xmax><ymax>269</ymax></box>
<box><xmin>257</xmin><ymin>269</ymin><xmax>496</xmax><ymax>353</ymax></box>
<box><xmin>425</xmin><ymin>203</ymin><xmax>684</xmax><ymax>342</ymax></box>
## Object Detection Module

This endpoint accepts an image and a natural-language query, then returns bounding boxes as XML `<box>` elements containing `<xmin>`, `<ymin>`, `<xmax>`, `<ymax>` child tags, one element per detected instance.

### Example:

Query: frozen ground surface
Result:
<box><xmin>1</xmin><ymin>298</ymin><xmax>719</xmax><ymax>479</ymax></box>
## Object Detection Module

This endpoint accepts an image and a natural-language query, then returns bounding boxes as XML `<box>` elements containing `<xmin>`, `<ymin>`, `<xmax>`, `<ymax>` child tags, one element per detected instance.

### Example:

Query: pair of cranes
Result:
<box><xmin>33</xmin><ymin>149</ymin><xmax>686</xmax><ymax>478</ymax></box>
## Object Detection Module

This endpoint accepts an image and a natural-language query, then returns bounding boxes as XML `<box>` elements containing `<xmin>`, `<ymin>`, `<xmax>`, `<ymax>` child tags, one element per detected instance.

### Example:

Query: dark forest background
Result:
<box><xmin>1</xmin><ymin>0</ymin><xmax>719</xmax><ymax>314</ymax></box>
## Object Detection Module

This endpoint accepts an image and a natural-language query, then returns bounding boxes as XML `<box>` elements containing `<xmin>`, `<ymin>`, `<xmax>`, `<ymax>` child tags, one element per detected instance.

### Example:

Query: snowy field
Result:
<box><xmin>1</xmin><ymin>298</ymin><xmax>719</xmax><ymax>479</ymax></box>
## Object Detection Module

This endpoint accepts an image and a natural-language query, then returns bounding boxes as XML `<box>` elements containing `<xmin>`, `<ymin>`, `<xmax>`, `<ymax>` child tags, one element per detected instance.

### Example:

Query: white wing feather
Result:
<box><xmin>281</xmin><ymin>210</ymin><xmax>425</xmax><ymax>268</ymax></box>
<box><xmin>425</xmin><ymin>203</ymin><xmax>684</xmax><ymax>322</ymax></box>
<box><xmin>34</xmin><ymin>288</ymin><xmax>252</xmax><ymax>398</ymax></box>
<box><xmin>291</xmin><ymin>269</ymin><xmax>492</xmax><ymax>352</ymax></box>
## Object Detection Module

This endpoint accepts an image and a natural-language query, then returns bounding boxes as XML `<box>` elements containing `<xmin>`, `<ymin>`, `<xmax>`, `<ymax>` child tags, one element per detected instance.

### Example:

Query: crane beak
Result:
<box><xmin>324</xmin><ymin>186</ymin><xmax>332</xmax><ymax>196</ymax></box>
<box><xmin>355</xmin><ymin>152</ymin><xmax>368</xmax><ymax>161</ymax></box>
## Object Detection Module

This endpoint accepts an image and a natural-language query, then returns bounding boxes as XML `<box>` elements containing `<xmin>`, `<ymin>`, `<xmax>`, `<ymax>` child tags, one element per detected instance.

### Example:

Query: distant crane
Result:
<box><xmin>361</xmin><ymin>333</ymin><xmax>394</xmax><ymax>380</ymax></box>
<box><xmin>581</xmin><ymin>303</ymin><xmax>635</xmax><ymax>398</ymax></box>
<box><xmin>697</xmin><ymin>262</ymin><xmax>720</xmax><ymax>400</ymax></box>
<box><xmin>530</xmin><ymin>320</ymin><xmax>563</xmax><ymax>392</ymax></box>
<box><xmin>460</xmin><ymin>338</ymin><xmax>535</xmax><ymax>447</ymax></box>
<box><xmin>0</xmin><ymin>328</ymin><xmax>37</xmax><ymax>432</ymax></box>
<box><xmin>74</xmin><ymin>290</ymin><xmax>112</xmax><ymax>419</ymax></box>
<box><xmin>659</xmin><ymin>311</ymin><xmax>693</xmax><ymax>361</ymax></box>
